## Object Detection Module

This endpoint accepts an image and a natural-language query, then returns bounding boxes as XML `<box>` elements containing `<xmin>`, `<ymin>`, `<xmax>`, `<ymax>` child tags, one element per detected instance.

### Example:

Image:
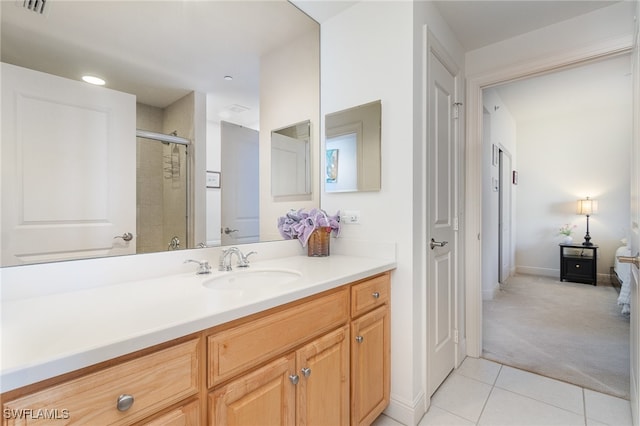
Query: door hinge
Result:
<box><xmin>452</xmin><ymin>102</ymin><xmax>463</xmax><ymax>119</ymax></box>
<box><xmin>453</xmin><ymin>216</ymin><xmax>459</xmax><ymax>231</ymax></box>
<box><xmin>454</xmin><ymin>329</ymin><xmax>459</xmax><ymax>344</ymax></box>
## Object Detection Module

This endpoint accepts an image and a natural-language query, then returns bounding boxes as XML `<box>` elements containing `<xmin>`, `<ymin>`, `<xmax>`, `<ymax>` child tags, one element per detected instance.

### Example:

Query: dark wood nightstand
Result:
<box><xmin>560</xmin><ymin>244</ymin><xmax>598</xmax><ymax>285</ymax></box>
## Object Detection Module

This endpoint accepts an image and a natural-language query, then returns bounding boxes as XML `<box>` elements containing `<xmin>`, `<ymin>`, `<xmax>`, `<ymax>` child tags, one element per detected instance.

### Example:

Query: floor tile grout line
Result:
<box><xmin>473</xmin><ymin>364</ymin><xmax>503</xmax><ymax>425</ymax></box>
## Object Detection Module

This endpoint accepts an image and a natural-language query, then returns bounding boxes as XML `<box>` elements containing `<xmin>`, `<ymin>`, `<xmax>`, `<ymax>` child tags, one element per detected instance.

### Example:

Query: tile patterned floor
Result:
<box><xmin>373</xmin><ymin>357</ymin><xmax>633</xmax><ymax>426</ymax></box>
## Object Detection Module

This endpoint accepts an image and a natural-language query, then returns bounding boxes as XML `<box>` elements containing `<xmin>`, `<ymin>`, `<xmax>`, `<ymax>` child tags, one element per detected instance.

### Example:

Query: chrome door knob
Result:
<box><xmin>430</xmin><ymin>238</ymin><xmax>448</xmax><ymax>249</ymax></box>
<box><xmin>114</xmin><ymin>232</ymin><xmax>133</xmax><ymax>242</ymax></box>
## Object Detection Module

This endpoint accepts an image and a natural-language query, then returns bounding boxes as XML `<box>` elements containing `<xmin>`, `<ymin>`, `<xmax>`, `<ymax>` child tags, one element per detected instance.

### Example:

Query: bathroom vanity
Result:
<box><xmin>1</xmin><ymin>248</ymin><xmax>394</xmax><ymax>426</ymax></box>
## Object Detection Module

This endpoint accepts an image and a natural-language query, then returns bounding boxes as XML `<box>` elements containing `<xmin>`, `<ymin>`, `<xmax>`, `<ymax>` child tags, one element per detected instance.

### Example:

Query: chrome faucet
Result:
<box><xmin>184</xmin><ymin>259</ymin><xmax>212</xmax><ymax>275</ymax></box>
<box><xmin>219</xmin><ymin>247</ymin><xmax>256</xmax><ymax>271</ymax></box>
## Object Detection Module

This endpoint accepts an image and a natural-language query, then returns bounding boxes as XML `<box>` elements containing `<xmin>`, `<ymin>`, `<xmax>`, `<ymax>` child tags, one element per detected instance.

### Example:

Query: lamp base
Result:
<box><xmin>582</xmin><ymin>214</ymin><xmax>593</xmax><ymax>246</ymax></box>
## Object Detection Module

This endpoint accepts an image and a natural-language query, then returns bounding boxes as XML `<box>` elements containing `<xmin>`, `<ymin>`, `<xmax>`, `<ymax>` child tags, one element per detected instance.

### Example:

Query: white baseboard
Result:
<box><xmin>515</xmin><ymin>266</ymin><xmax>558</xmax><ymax>278</ymax></box>
<box><xmin>384</xmin><ymin>392</ymin><xmax>427</xmax><ymax>426</ymax></box>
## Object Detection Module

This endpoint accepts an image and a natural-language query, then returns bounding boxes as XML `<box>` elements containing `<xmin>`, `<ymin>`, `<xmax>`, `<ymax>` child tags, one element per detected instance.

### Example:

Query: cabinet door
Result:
<box><xmin>296</xmin><ymin>326</ymin><xmax>350</xmax><ymax>426</ymax></box>
<box><xmin>144</xmin><ymin>399</ymin><xmax>200</xmax><ymax>426</ymax></box>
<box><xmin>210</xmin><ymin>354</ymin><xmax>296</xmax><ymax>426</ymax></box>
<box><xmin>351</xmin><ymin>306</ymin><xmax>390</xmax><ymax>426</ymax></box>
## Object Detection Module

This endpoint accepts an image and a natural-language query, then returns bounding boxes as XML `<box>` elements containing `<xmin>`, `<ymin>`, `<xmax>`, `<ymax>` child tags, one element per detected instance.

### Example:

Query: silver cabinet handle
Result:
<box><xmin>289</xmin><ymin>374</ymin><xmax>300</xmax><ymax>385</ymax></box>
<box><xmin>116</xmin><ymin>394</ymin><xmax>134</xmax><ymax>411</ymax></box>
<box><xmin>223</xmin><ymin>227</ymin><xmax>239</xmax><ymax>235</ymax></box>
<box><xmin>114</xmin><ymin>232</ymin><xmax>133</xmax><ymax>242</ymax></box>
<box><xmin>355</xmin><ymin>336</ymin><xmax>364</xmax><ymax>343</ymax></box>
<box><xmin>301</xmin><ymin>367</ymin><xmax>311</xmax><ymax>378</ymax></box>
<box><xmin>372</xmin><ymin>292</ymin><xmax>380</xmax><ymax>299</ymax></box>
<box><xmin>430</xmin><ymin>238</ymin><xmax>448</xmax><ymax>249</ymax></box>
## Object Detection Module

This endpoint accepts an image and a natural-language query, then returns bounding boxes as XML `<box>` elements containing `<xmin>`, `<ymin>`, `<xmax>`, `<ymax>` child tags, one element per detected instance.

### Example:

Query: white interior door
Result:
<box><xmin>220</xmin><ymin>121</ymin><xmax>259</xmax><ymax>246</ymax></box>
<box><xmin>427</xmin><ymin>44</ymin><xmax>458</xmax><ymax>396</ymax></box>
<box><xmin>1</xmin><ymin>63</ymin><xmax>136</xmax><ymax>266</ymax></box>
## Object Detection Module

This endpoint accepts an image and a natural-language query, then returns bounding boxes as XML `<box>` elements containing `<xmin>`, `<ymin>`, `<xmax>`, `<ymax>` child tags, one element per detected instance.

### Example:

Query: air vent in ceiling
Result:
<box><xmin>22</xmin><ymin>0</ymin><xmax>47</xmax><ymax>14</ymax></box>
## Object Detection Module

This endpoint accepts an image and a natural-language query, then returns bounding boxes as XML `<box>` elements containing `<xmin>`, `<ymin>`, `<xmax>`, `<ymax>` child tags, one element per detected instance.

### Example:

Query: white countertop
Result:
<box><xmin>1</xmin><ymin>253</ymin><xmax>395</xmax><ymax>393</ymax></box>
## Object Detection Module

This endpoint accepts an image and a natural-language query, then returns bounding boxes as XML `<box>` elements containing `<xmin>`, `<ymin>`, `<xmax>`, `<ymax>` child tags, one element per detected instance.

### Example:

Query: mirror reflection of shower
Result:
<box><xmin>136</xmin><ymin>129</ymin><xmax>190</xmax><ymax>253</ymax></box>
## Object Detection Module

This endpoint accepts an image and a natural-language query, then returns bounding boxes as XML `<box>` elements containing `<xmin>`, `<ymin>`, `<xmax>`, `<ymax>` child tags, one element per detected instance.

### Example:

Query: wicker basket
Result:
<box><xmin>307</xmin><ymin>227</ymin><xmax>331</xmax><ymax>257</ymax></box>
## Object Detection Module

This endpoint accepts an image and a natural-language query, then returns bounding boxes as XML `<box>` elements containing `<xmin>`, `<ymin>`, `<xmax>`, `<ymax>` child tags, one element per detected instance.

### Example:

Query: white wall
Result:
<box><xmin>481</xmin><ymin>89</ymin><xmax>517</xmax><ymax>298</ymax></box>
<box><xmin>260</xmin><ymin>28</ymin><xmax>320</xmax><ymax>242</ymax></box>
<box><xmin>515</xmin><ymin>93</ymin><xmax>631</xmax><ymax>279</ymax></box>
<box><xmin>321</xmin><ymin>1</ymin><xmax>465</xmax><ymax>423</ymax></box>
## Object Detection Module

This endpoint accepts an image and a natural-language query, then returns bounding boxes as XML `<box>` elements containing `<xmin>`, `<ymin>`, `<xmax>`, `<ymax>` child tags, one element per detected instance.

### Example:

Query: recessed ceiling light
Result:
<box><xmin>224</xmin><ymin>75</ymin><xmax>233</xmax><ymax>81</ymax></box>
<box><xmin>82</xmin><ymin>75</ymin><xmax>106</xmax><ymax>86</ymax></box>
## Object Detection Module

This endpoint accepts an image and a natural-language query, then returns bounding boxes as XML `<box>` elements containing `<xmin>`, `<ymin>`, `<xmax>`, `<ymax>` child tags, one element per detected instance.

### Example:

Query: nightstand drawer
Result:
<box><xmin>563</xmin><ymin>258</ymin><xmax>592</xmax><ymax>279</ymax></box>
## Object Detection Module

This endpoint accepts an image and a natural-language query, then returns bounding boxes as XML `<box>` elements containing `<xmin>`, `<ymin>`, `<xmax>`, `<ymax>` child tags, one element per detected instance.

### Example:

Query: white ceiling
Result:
<box><xmin>432</xmin><ymin>0</ymin><xmax>622</xmax><ymax>51</ymax></box>
<box><xmin>1</xmin><ymin>1</ymin><xmax>318</xmax><ymax>126</ymax></box>
<box><xmin>2</xmin><ymin>0</ymin><xmax>630</xmax><ymax>128</ymax></box>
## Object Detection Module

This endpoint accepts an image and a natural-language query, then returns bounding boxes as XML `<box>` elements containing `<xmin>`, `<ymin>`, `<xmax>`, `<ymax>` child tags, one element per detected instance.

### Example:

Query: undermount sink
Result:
<box><xmin>202</xmin><ymin>268</ymin><xmax>303</xmax><ymax>296</ymax></box>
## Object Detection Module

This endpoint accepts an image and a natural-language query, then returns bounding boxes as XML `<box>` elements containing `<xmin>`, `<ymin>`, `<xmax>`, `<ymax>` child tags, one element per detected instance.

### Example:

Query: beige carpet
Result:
<box><xmin>483</xmin><ymin>274</ymin><xmax>630</xmax><ymax>399</ymax></box>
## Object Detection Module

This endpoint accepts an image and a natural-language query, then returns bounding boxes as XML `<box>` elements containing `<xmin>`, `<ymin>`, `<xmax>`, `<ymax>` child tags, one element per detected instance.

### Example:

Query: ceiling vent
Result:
<box><xmin>21</xmin><ymin>0</ymin><xmax>47</xmax><ymax>14</ymax></box>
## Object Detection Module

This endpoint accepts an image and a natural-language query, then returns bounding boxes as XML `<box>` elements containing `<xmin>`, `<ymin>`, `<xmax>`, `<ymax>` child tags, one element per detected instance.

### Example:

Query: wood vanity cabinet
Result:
<box><xmin>208</xmin><ymin>272</ymin><xmax>390</xmax><ymax>426</ymax></box>
<box><xmin>1</xmin><ymin>271</ymin><xmax>391</xmax><ymax>426</ymax></box>
<box><xmin>207</xmin><ymin>287</ymin><xmax>350</xmax><ymax>425</ymax></box>
<box><xmin>1</xmin><ymin>338</ymin><xmax>200</xmax><ymax>426</ymax></box>
<box><xmin>350</xmin><ymin>274</ymin><xmax>391</xmax><ymax>426</ymax></box>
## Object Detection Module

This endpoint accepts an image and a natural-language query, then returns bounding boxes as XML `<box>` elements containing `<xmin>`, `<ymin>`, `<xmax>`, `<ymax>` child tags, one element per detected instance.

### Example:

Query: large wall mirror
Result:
<box><xmin>325</xmin><ymin>100</ymin><xmax>381</xmax><ymax>193</ymax></box>
<box><xmin>1</xmin><ymin>1</ymin><xmax>319</xmax><ymax>267</ymax></box>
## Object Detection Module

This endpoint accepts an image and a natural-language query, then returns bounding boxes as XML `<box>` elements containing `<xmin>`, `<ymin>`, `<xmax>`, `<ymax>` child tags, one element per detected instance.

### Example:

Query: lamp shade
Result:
<box><xmin>577</xmin><ymin>197</ymin><xmax>598</xmax><ymax>215</ymax></box>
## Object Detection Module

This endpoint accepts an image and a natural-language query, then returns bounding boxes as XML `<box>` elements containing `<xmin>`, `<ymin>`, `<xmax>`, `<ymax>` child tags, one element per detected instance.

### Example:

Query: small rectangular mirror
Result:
<box><xmin>325</xmin><ymin>100</ymin><xmax>381</xmax><ymax>192</ymax></box>
<box><xmin>271</xmin><ymin>120</ymin><xmax>311</xmax><ymax>197</ymax></box>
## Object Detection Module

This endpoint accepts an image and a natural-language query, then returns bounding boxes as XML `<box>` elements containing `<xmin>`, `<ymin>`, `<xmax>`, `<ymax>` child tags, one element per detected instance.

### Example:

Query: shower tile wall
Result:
<box><xmin>136</xmin><ymin>103</ymin><xmax>165</xmax><ymax>254</ymax></box>
<box><xmin>161</xmin><ymin>92</ymin><xmax>192</xmax><ymax>249</ymax></box>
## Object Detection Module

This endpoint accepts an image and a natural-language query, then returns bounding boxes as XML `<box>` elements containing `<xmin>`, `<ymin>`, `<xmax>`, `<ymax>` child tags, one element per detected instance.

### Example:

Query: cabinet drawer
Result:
<box><xmin>563</xmin><ymin>258</ymin><xmax>594</xmax><ymax>280</ymax></box>
<box><xmin>351</xmin><ymin>273</ymin><xmax>390</xmax><ymax>318</ymax></box>
<box><xmin>3</xmin><ymin>339</ymin><xmax>199</xmax><ymax>426</ymax></box>
<box><xmin>208</xmin><ymin>288</ymin><xmax>348</xmax><ymax>387</ymax></box>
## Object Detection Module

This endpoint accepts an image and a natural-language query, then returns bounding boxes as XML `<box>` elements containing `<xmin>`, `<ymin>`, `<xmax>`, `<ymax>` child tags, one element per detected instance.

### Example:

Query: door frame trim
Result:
<box><xmin>464</xmin><ymin>36</ymin><xmax>633</xmax><ymax>357</ymax></box>
<box><xmin>423</xmin><ymin>25</ymin><xmax>463</xmax><ymax>408</ymax></box>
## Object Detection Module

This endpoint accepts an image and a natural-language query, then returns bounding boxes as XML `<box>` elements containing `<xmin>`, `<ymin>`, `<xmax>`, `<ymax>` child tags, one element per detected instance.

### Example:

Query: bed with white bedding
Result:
<box><xmin>614</xmin><ymin>245</ymin><xmax>632</xmax><ymax>316</ymax></box>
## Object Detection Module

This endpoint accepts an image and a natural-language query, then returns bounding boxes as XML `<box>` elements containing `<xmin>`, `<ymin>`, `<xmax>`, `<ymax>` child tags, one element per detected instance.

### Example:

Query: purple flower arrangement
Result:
<box><xmin>277</xmin><ymin>208</ymin><xmax>341</xmax><ymax>247</ymax></box>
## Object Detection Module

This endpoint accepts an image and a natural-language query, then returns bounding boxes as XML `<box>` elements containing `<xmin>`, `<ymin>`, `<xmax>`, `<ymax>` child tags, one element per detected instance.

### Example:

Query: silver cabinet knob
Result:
<box><xmin>114</xmin><ymin>232</ymin><xmax>133</xmax><ymax>242</ymax></box>
<box><xmin>116</xmin><ymin>394</ymin><xmax>134</xmax><ymax>411</ymax></box>
<box><xmin>223</xmin><ymin>227</ymin><xmax>239</xmax><ymax>235</ymax></box>
<box><xmin>355</xmin><ymin>336</ymin><xmax>364</xmax><ymax>343</ymax></box>
<box><xmin>301</xmin><ymin>367</ymin><xmax>311</xmax><ymax>377</ymax></box>
<box><xmin>289</xmin><ymin>374</ymin><xmax>300</xmax><ymax>385</ymax></box>
<box><xmin>372</xmin><ymin>292</ymin><xmax>380</xmax><ymax>299</ymax></box>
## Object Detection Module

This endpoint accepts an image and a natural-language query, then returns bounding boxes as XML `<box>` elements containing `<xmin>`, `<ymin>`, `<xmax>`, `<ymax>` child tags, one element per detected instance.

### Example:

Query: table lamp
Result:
<box><xmin>577</xmin><ymin>197</ymin><xmax>597</xmax><ymax>246</ymax></box>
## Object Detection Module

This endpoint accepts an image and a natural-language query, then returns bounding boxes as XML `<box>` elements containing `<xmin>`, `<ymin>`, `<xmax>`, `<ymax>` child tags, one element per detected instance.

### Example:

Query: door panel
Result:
<box><xmin>220</xmin><ymin>121</ymin><xmax>259</xmax><ymax>246</ymax></box>
<box><xmin>427</xmin><ymin>45</ymin><xmax>458</xmax><ymax>397</ymax></box>
<box><xmin>296</xmin><ymin>326</ymin><xmax>349</xmax><ymax>426</ymax></box>
<box><xmin>1</xmin><ymin>63</ymin><xmax>136</xmax><ymax>266</ymax></box>
<box><xmin>211</xmin><ymin>354</ymin><xmax>296</xmax><ymax>426</ymax></box>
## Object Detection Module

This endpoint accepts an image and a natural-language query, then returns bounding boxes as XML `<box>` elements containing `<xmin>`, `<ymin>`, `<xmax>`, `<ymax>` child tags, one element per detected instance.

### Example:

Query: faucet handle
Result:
<box><xmin>184</xmin><ymin>259</ymin><xmax>212</xmax><ymax>274</ymax></box>
<box><xmin>237</xmin><ymin>251</ymin><xmax>257</xmax><ymax>267</ymax></box>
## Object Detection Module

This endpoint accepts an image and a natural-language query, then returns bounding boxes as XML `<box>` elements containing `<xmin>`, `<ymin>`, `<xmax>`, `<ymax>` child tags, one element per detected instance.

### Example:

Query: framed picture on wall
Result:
<box><xmin>206</xmin><ymin>171</ymin><xmax>220</xmax><ymax>188</ymax></box>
